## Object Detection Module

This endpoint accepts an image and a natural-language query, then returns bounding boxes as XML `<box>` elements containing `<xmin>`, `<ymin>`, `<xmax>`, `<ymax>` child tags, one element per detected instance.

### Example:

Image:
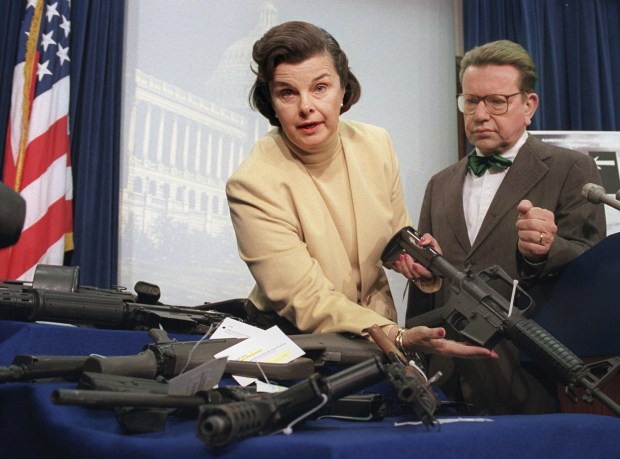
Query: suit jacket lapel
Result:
<box><xmin>471</xmin><ymin>136</ymin><xmax>549</xmax><ymax>252</ymax></box>
<box><xmin>445</xmin><ymin>159</ymin><xmax>472</xmax><ymax>253</ymax></box>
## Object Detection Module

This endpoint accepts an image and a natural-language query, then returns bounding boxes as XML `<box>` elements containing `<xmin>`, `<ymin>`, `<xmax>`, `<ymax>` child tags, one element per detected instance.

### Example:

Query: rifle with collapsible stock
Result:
<box><xmin>382</xmin><ymin>226</ymin><xmax>620</xmax><ymax>416</ymax></box>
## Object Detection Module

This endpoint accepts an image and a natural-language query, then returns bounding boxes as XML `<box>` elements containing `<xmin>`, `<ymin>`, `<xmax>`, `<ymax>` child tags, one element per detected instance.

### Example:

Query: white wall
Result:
<box><xmin>120</xmin><ymin>0</ymin><xmax>459</xmax><ymax>324</ymax></box>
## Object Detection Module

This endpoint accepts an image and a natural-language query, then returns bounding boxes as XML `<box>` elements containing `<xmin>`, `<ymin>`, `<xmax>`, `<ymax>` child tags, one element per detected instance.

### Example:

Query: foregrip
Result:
<box><xmin>506</xmin><ymin>317</ymin><xmax>620</xmax><ymax>416</ymax></box>
<box><xmin>505</xmin><ymin>318</ymin><xmax>584</xmax><ymax>386</ymax></box>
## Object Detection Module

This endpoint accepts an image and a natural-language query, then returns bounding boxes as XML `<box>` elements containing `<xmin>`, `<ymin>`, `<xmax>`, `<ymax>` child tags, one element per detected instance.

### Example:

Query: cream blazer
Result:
<box><xmin>226</xmin><ymin>120</ymin><xmax>412</xmax><ymax>335</ymax></box>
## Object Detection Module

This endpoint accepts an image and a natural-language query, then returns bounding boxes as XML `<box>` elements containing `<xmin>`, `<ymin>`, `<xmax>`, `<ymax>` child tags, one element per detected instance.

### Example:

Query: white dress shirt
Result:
<box><xmin>463</xmin><ymin>131</ymin><xmax>528</xmax><ymax>244</ymax></box>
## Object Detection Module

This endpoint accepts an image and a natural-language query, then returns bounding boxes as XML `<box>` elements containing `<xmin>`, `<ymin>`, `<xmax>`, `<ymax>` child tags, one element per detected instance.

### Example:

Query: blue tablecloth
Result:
<box><xmin>1</xmin><ymin>321</ymin><xmax>619</xmax><ymax>459</ymax></box>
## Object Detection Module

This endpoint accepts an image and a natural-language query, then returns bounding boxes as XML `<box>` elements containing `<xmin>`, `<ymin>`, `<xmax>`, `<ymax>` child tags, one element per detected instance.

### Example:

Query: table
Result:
<box><xmin>1</xmin><ymin>321</ymin><xmax>619</xmax><ymax>459</ymax></box>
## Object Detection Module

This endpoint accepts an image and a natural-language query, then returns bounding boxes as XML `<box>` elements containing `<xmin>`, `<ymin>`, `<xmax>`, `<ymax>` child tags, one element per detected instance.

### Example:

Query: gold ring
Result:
<box><xmin>538</xmin><ymin>233</ymin><xmax>544</xmax><ymax>245</ymax></box>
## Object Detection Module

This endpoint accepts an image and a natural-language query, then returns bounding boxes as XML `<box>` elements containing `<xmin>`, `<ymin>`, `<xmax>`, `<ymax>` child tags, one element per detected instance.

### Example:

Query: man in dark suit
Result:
<box><xmin>403</xmin><ymin>40</ymin><xmax>606</xmax><ymax>415</ymax></box>
<box><xmin>0</xmin><ymin>181</ymin><xmax>26</xmax><ymax>249</ymax></box>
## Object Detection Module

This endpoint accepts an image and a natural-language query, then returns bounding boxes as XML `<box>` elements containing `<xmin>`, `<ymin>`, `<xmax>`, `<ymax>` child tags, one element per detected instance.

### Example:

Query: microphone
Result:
<box><xmin>582</xmin><ymin>183</ymin><xmax>620</xmax><ymax>211</ymax></box>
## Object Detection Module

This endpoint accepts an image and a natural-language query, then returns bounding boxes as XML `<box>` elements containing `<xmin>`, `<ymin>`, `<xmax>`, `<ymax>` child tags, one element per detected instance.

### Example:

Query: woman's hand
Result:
<box><xmin>403</xmin><ymin>326</ymin><xmax>500</xmax><ymax>359</ymax></box>
<box><xmin>393</xmin><ymin>233</ymin><xmax>441</xmax><ymax>283</ymax></box>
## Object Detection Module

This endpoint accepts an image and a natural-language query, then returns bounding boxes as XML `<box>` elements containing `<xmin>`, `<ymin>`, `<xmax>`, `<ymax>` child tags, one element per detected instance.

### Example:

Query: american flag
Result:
<box><xmin>0</xmin><ymin>0</ymin><xmax>73</xmax><ymax>281</ymax></box>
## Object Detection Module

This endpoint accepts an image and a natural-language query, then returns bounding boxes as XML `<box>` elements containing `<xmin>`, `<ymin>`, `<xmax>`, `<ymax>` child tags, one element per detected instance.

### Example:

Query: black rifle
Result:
<box><xmin>0</xmin><ymin>264</ymin><xmax>245</xmax><ymax>335</ymax></box>
<box><xmin>0</xmin><ymin>328</ymin><xmax>385</xmax><ymax>383</ymax></box>
<box><xmin>382</xmin><ymin>226</ymin><xmax>620</xmax><ymax>416</ymax></box>
<box><xmin>52</xmin><ymin>372</ymin><xmax>387</xmax><ymax>433</ymax></box>
<box><xmin>52</xmin><ymin>373</ymin><xmax>257</xmax><ymax>433</ymax></box>
<box><xmin>197</xmin><ymin>354</ymin><xmax>439</xmax><ymax>448</ymax></box>
<box><xmin>365</xmin><ymin>324</ymin><xmax>439</xmax><ymax>425</ymax></box>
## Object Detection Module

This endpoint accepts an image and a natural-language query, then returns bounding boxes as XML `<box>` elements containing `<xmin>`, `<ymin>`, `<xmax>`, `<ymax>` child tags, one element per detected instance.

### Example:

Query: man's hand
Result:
<box><xmin>515</xmin><ymin>199</ymin><xmax>557</xmax><ymax>263</ymax></box>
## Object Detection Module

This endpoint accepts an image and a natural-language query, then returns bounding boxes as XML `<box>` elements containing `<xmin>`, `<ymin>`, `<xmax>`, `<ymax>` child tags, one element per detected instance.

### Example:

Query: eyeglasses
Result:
<box><xmin>457</xmin><ymin>92</ymin><xmax>523</xmax><ymax>115</ymax></box>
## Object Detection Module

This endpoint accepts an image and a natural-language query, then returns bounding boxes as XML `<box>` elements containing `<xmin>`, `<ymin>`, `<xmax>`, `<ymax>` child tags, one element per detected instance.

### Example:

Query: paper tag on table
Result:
<box><xmin>213</xmin><ymin>322</ymin><xmax>305</xmax><ymax>386</ymax></box>
<box><xmin>167</xmin><ymin>357</ymin><xmax>228</xmax><ymax>396</ymax></box>
<box><xmin>210</xmin><ymin>316</ymin><xmax>264</xmax><ymax>339</ymax></box>
<box><xmin>255</xmin><ymin>380</ymin><xmax>287</xmax><ymax>393</ymax></box>
<box><xmin>166</xmin><ymin>318</ymin><xmax>261</xmax><ymax>395</ymax></box>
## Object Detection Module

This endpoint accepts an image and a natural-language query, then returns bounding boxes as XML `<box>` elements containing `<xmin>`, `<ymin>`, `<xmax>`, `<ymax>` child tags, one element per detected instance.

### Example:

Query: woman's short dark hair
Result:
<box><xmin>249</xmin><ymin>21</ymin><xmax>361</xmax><ymax>126</ymax></box>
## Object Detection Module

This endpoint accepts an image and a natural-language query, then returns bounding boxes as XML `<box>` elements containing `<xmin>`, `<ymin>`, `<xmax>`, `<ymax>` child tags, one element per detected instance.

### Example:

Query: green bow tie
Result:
<box><xmin>467</xmin><ymin>153</ymin><xmax>513</xmax><ymax>177</ymax></box>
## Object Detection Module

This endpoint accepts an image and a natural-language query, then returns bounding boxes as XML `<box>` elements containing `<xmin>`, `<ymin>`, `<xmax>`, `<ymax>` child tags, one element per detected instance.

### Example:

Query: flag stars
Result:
<box><xmin>37</xmin><ymin>60</ymin><xmax>53</xmax><ymax>81</ymax></box>
<box><xmin>59</xmin><ymin>15</ymin><xmax>71</xmax><ymax>38</ymax></box>
<box><xmin>40</xmin><ymin>30</ymin><xmax>56</xmax><ymax>52</ymax></box>
<box><xmin>45</xmin><ymin>2</ymin><xmax>60</xmax><ymax>22</ymax></box>
<box><xmin>57</xmin><ymin>44</ymin><xmax>70</xmax><ymax>66</ymax></box>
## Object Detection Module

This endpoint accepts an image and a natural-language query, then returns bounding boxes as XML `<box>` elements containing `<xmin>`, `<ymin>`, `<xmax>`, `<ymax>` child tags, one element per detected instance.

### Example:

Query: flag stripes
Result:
<box><xmin>0</xmin><ymin>0</ymin><xmax>73</xmax><ymax>281</ymax></box>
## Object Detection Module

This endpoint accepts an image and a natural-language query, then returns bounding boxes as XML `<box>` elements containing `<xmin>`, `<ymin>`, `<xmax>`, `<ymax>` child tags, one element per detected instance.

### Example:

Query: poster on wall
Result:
<box><xmin>531</xmin><ymin>131</ymin><xmax>620</xmax><ymax>235</ymax></box>
<box><xmin>120</xmin><ymin>1</ymin><xmax>457</xmax><ymax>308</ymax></box>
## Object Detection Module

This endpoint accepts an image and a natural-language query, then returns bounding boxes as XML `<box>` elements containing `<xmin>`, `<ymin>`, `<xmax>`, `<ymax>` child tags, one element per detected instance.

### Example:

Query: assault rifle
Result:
<box><xmin>53</xmin><ymin>373</ymin><xmax>258</xmax><ymax>433</ymax></box>
<box><xmin>52</xmin><ymin>372</ymin><xmax>387</xmax><ymax>433</ymax></box>
<box><xmin>197</xmin><ymin>350</ymin><xmax>440</xmax><ymax>448</ymax></box>
<box><xmin>365</xmin><ymin>324</ymin><xmax>439</xmax><ymax>425</ymax></box>
<box><xmin>382</xmin><ymin>226</ymin><xmax>620</xmax><ymax>416</ymax></box>
<box><xmin>0</xmin><ymin>264</ymin><xmax>244</xmax><ymax>335</ymax></box>
<box><xmin>0</xmin><ymin>328</ymin><xmax>385</xmax><ymax>383</ymax></box>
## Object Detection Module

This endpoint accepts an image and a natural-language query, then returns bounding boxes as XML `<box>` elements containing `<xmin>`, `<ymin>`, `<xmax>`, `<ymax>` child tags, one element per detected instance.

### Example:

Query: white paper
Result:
<box><xmin>215</xmin><ymin>326</ymin><xmax>304</xmax><ymax>362</ymax></box>
<box><xmin>167</xmin><ymin>357</ymin><xmax>227</xmax><ymax>396</ymax></box>
<box><xmin>255</xmin><ymin>380</ymin><xmax>288</xmax><ymax>393</ymax></box>
<box><xmin>210</xmin><ymin>317</ymin><xmax>264</xmax><ymax>339</ymax></box>
<box><xmin>214</xmin><ymin>325</ymin><xmax>305</xmax><ymax>386</ymax></box>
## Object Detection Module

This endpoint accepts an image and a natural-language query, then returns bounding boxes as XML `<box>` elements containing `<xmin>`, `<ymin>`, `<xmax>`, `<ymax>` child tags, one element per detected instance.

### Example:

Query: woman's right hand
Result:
<box><xmin>403</xmin><ymin>326</ymin><xmax>500</xmax><ymax>359</ymax></box>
